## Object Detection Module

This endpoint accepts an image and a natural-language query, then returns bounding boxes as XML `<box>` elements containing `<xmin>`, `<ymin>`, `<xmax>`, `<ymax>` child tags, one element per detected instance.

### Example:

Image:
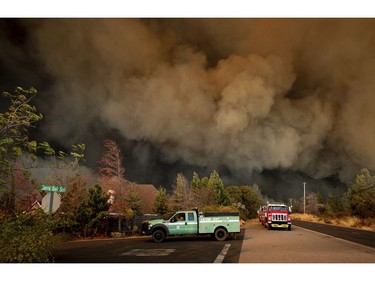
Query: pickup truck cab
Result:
<box><xmin>142</xmin><ymin>209</ymin><xmax>241</xmax><ymax>243</ymax></box>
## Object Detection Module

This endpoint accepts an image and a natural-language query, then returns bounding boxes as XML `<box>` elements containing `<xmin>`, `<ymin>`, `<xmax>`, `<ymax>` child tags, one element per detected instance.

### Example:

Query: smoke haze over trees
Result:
<box><xmin>1</xmin><ymin>18</ymin><xmax>375</xmax><ymax>200</ymax></box>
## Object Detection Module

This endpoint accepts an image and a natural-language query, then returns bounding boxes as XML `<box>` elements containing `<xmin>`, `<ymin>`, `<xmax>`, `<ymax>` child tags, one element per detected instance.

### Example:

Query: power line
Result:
<box><xmin>312</xmin><ymin>158</ymin><xmax>353</xmax><ymax>180</ymax></box>
<box><xmin>327</xmin><ymin>184</ymin><xmax>375</xmax><ymax>200</ymax></box>
<box><xmin>312</xmin><ymin>151</ymin><xmax>362</xmax><ymax>180</ymax></box>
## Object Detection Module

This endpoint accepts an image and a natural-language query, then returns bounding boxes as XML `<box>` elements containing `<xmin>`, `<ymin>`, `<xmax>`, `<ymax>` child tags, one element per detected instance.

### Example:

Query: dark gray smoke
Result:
<box><xmin>2</xmin><ymin>19</ymin><xmax>375</xmax><ymax>200</ymax></box>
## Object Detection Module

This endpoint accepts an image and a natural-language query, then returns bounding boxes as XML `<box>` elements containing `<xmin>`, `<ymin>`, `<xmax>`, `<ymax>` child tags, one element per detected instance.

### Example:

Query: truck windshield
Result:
<box><xmin>269</xmin><ymin>206</ymin><xmax>287</xmax><ymax>211</ymax></box>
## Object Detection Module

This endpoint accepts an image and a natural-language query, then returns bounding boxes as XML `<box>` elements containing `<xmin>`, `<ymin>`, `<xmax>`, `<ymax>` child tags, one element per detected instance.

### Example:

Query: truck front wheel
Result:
<box><xmin>214</xmin><ymin>228</ymin><xmax>228</xmax><ymax>241</ymax></box>
<box><xmin>152</xmin><ymin>229</ymin><xmax>166</xmax><ymax>243</ymax></box>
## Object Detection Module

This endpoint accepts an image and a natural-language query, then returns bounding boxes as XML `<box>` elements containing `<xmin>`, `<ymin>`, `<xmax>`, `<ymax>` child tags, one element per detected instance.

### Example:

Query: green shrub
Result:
<box><xmin>0</xmin><ymin>210</ymin><xmax>58</xmax><ymax>262</ymax></box>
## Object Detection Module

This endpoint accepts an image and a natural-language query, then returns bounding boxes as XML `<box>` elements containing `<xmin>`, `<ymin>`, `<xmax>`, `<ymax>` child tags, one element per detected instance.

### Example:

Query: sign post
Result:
<box><xmin>41</xmin><ymin>185</ymin><xmax>66</xmax><ymax>214</ymax></box>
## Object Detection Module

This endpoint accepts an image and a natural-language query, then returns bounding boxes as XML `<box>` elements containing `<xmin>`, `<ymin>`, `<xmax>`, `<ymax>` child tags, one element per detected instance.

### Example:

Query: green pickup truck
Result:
<box><xmin>141</xmin><ymin>209</ymin><xmax>241</xmax><ymax>243</ymax></box>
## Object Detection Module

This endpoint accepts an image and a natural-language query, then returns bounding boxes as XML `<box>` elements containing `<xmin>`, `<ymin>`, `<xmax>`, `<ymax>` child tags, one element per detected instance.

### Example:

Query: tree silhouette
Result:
<box><xmin>98</xmin><ymin>139</ymin><xmax>127</xmax><ymax>232</ymax></box>
<box><xmin>98</xmin><ymin>139</ymin><xmax>127</xmax><ymax>211</ymax></box>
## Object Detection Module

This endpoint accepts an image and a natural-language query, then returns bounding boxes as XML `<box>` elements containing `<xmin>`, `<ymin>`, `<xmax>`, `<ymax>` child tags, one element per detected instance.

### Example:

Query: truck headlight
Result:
<box><xmin>148</xmin><ymin>223</ymin><xmax>153</xmax><ymax>230</ymax></box>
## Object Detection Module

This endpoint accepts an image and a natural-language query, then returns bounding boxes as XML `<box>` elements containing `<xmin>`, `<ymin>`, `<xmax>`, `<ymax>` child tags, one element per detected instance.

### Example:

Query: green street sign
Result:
<box><xmin>41</xmin><ymin>185</ymin><xmax>66</xmax><ymax>193</ymax></box>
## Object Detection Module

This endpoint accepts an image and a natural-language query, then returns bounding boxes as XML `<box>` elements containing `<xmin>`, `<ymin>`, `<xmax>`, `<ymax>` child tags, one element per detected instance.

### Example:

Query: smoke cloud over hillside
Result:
<box><xmin>1</xmin><ymin>19</ymin><xmax>375</xmax><ymax>199</ymax></box>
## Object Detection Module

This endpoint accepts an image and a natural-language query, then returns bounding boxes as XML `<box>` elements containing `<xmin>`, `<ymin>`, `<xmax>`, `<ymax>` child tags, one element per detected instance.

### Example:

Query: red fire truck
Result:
<box><xmin>264</xmin><ymin>203</ymin><xmax>292</xmax><ymax>231</ymax></box>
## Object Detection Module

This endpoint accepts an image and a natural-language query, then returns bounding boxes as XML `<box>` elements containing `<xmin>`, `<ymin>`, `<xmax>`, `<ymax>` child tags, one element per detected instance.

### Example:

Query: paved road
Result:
<box><xmin>52</xmin><ymin>220</ymin><xmax>375</xmax><ymax>263</ymax></box>
<box><xmin>239</xmin><ymin>220</ymin><xmax>375</xmax><ymax>263</ymax></box>
<box><xmin>52</xmin><ymin>229</ymin><xmax>245</xmax><ymax>263</ymax></box>
<box><xmin>293</xmin><ymin>219</ymin><xmax>375</xmax><ymax>248</ymax></box>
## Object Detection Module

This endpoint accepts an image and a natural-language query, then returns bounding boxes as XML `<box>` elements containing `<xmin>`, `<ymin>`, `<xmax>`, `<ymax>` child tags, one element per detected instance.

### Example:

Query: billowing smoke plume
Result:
<box><xmin>2</xmin><ymin>19</ymin><xmax>375</xmax><ymax>199</ymax></box>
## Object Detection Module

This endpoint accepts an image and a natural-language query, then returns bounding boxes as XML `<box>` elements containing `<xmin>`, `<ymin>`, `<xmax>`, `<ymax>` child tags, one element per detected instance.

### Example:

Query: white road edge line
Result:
<box><xmin>214</xmin><ymin>243</ymin><xmax>231</xmax><ymax>263</ymax></box>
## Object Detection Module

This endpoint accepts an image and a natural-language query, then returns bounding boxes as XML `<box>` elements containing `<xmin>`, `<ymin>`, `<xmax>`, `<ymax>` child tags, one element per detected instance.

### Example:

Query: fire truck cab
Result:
<box><xmin>265</xmin><ymin>203</ymin><xmax>292</xmax><ymax>231</ymax></box>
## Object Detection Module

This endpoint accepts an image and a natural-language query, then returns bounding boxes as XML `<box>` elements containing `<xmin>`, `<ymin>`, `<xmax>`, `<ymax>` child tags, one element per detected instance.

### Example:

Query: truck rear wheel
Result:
<box><xmin>214</xmin><ymin>228</ymin><xmax>228</xmax><ymax>241</ymax></box>
<box><xmin>152</xmin><ymin>229</ymin><xmax>166</xmax><ymax>243</ymax></box>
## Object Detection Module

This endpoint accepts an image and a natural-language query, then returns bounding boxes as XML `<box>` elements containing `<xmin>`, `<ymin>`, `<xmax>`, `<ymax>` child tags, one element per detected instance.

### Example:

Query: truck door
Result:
<box><xmin>168</xmin><ymin>212</ymin><xmax>197</xmax><ymax>235</ymax></box>
<box><xmin>185</xmin><ymin>211</ymin><xmax>198</xmax><ymax>234</ymax></box>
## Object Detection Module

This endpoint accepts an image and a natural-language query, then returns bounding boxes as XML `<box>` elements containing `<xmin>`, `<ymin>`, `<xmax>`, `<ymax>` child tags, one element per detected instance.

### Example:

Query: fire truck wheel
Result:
<box><xmin>267</xmin><ymin>224</ymin><xmax>272</xmax><ymax>230</ymax></box>
<box><xmin>288</xmin><ymin>225</ymin><xmax>291</xmax><ymax>231</ymax></box>
<box><xmin>152</xmin><ymin>229</ymin><xmax>166</xmax><ymax>243</ymax></box>
<box><xmin>214</xmin><ymin>228</ymin><xmax>228</xmax><ymax>241</ymax></box>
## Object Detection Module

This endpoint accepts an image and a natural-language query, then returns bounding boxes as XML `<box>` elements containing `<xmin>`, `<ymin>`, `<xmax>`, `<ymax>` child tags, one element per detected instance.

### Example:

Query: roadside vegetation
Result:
<box><xmin>291</xmin><ymin>213</ymin><xmax>375</xmax><ymax>231</ymax></box>
<box><xmin>0</xmin><ymin>86</ymin><xmax>374</xmax><ymax>262</ymax></box>
<box><xmin>290</xmin><ymin>168</ymin><xmax>375</xmax><ymax>231</ymax></box>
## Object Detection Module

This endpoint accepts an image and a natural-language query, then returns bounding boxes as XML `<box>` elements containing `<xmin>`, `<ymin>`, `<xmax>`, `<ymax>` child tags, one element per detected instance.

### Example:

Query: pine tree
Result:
<box><xmin>153</xmin><ymin>187</ymin><xmax>168</xmax><ymax>215</ymax></box>
<box><xmin>208</xmin><ymin>170</ymin><xmax>229</xmax><ymax>206</ymax></box>
<box><xmin>347</xmin><ymin>168</ymin><xmax>375</xmax><ymax>218</ymax></box>
<box><xmin>191</xmin><ymin>172</ymin><xmax>201</xmax><ymax>192</ymax></box>
<box><xmin>125</xmin><ymin>184</ymin><xmax>143</xmax><ymax>216</ymax></box>
<box><xmin>169</xmin><ymin>173</ymin><xmax>193</xmax><ymax>211</ymax></box>
<box><xmin>98</xmin><ymin>139</ymin><xmax>127</xmax><ymax>216</ymax></box>
<box><xmin>74</xmin><ymin>184</ymin><xmax>110</xmax><ymax>237</ymax></box>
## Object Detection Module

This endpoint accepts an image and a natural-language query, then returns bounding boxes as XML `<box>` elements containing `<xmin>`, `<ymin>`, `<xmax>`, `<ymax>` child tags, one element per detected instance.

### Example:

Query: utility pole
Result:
<box><xmin>303</xmin><ymin>182</ymin><xmax>306</xmax><ymax>214</ymax></box>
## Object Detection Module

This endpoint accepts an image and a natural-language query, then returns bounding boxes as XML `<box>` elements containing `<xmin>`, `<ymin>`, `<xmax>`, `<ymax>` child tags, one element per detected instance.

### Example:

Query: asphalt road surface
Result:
<box><xmin>293</xmin><ymin>219</ymin><xmax>375</xmax><ymax>248</ymax></box>
<box><xmin>52</xmin><ymin>229</ymin><xmax>245</xmax><ymax>263</ymax></box>
<box><xmin>239</xmin><ymin>220</ymin><xmax>375</xmax><ymax>263</ymax></box>
<box><xmin>52</xmin><ymin>220</ymin><xmax>375</xmax><ymax>263</ymax></box>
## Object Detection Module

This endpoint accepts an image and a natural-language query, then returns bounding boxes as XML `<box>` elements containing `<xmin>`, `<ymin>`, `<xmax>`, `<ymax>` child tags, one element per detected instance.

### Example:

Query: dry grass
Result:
<box><xmin>291</xmin><ymin>213</ymin><xmax>375</xmax><ymax>231</ymax></box>
<box><xmin>291</xmin><ymin>213</ymin><xmax>320</xmax><ymax>222</ymax></box>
